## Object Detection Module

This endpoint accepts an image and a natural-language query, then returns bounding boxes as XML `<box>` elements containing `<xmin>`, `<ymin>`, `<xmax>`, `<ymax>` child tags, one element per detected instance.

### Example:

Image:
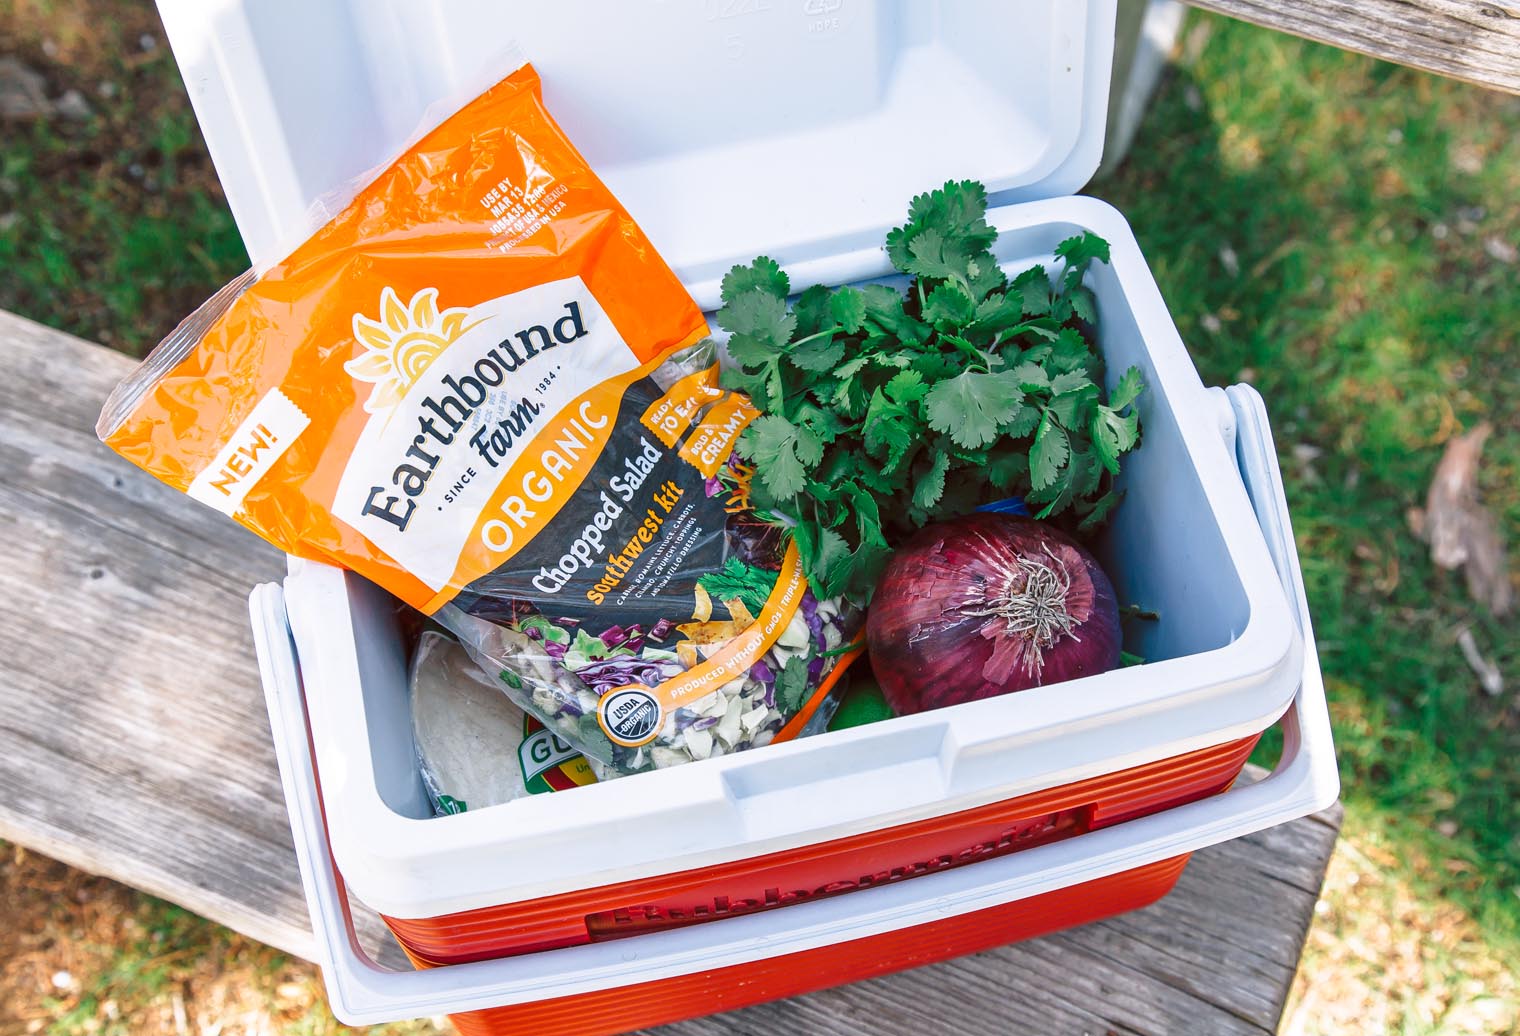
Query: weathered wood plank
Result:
<box><xmin>1187</xmin><ymin>0</ymin><xmax>1520</xmax><ymax>95</ymax></box>
<box><xmin>0</xmin><ymin>309</ymin><xmax>406</xmax><ymax>965</ymax></box>
<box><xmin>0</xmin><ymin>309</ymin><xmax>1340</xmax><ymax>1032</ymax></box>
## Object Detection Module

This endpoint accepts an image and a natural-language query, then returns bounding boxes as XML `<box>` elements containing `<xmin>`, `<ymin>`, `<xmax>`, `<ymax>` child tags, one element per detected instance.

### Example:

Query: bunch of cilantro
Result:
<box><xmin>718</xmin><ymin>180</ymin><xmax>1143</xmax><ymax>604</ymax></box>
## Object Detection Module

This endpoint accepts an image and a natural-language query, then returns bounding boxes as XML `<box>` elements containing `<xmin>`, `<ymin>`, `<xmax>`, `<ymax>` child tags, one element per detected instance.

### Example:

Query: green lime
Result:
<box><xmin>828</xmin><ymin>675</ymin><xmax>896</xmax><ymax>730</ymax></box>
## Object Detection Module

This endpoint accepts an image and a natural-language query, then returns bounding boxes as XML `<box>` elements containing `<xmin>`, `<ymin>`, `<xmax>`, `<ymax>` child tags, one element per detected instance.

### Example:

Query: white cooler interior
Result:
<box><xmin>342</xmin><ymin>214</ymin><xmax>1248</xmax><ymax>826</ymax></box>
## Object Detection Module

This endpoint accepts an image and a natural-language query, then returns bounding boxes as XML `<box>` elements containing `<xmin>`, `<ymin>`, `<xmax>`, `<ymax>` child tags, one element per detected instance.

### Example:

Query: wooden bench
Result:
<box><xmin>1188</xmin><ymin>0</ymin><xmax>1520</xmax><ymax>96</ymax></box>
<box><xmin>8</xmin><ymin>2</ymin><xmax>1520</xmax><ymax>1024</ymax></box>
<box><xmin>0</xmin><ymin>309</ymin><xmax>1340</xmax><ymax>1034</ymax></box>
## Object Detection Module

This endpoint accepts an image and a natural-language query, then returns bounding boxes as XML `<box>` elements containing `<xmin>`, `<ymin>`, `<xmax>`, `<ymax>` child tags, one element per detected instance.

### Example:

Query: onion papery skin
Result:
<box><xmin>867</xmin><ymin>514</ymin><xmax>1121</xmax><ymax>716</ymax></box>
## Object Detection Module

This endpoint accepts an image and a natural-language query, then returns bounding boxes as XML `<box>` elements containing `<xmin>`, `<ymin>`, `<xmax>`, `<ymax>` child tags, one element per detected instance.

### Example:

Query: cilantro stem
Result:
<box><xmin>943</xmin><ymin>333</ymin><xmax>983</xmax><ymax>362</ymax></box>
<box><xmin>992</xmin><ymin>321</ymin><xmax>1055</xmax><ymax>349</ymax></box>
<box><xmin>817</xmin><ymin>636</ymin><xmax>866</xmax><ymax>659</ymax></box>
<box><xmin>789</xmin><ymin>327</ymin><xmax>841</xmax><ymax>350</ymax></box>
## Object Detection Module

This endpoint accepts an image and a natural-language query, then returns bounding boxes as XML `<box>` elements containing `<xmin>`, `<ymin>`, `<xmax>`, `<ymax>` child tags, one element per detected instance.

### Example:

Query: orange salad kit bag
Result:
<box><xmin>98</xmin><ymin>60</ymin><xmax>861</xmax><ymax>777</ymax></box>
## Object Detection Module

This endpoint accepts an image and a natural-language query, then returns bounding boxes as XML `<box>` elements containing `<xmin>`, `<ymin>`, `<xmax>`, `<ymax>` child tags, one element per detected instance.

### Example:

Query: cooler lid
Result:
<box><xmin>157</xmin><ymin>0</ymin><xmax>1115</xmax><ymax>300</ymax></box>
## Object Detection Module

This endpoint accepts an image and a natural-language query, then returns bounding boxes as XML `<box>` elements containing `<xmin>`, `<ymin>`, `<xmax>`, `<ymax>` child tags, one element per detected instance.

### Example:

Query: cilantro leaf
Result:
<box><xmin>1010</xmin><ymin>362</ymin><xmax>1050</xmax><ymax>393</ymax></box>
<box><xmin>885</xmin><ymin>369</ymin><xmax>929</xmax><ymax>407</ymax></box>
<box><xmin>1003</xmin><ymin>401</ymin><xmax>1042</xmax><ymax>438</ymax></box>
<box><xmin>793</xmin><ymin>423</ymin><xmax>826</xmax><ymax>466</ymax></box>
<box><xmin>774</xmin><ymin>656</ymin><xmax>811</xmax><ymax>714</ymax></box>
<box><xmin>833</xmin><ymin>354</ymin><xmax>870</xmax><ymax>380</ymax></box>
<box><xmin>1078</xmin><ymin>488</ymin><xmax>1124</xmax><ymax>531</ymax></box>
<box><xmin>792</xmin><ymin>284</ymin><xmax>835</xmax><ymax>336</ymax></box>
<box><xmin>719</xmin><ymin>357</ymin><xmax>781</xmax><ymax>413</ymax></box>
<box><xmin>743</xmin><ymin>415</ymin><xmax>811</xmax><ymax>499</ymax></box>
<box><xmin>947</xmin><ymin>443</ymin><xmax>990</xmax><ymax>466</ymax></box>
<box><xmin>789</xmin><ymin>334</ymin><xmax>846</xmax><ymax>372</ymax></box>
<box><xmin>1091</xmin><ymin>404</ymin><xmax>1140</xmax><ymax>475</ymax></box>
<box><xmin>874</xmin><ymin>349</ymin><xmax>921</xmax><ymax>372</ymax></box>
<box><xmin>919</xmin><ymin>180</ymin><xmax>997</xmax><ymax>251</ymax></box>
<box><xmin>845</xmin><ymin>540</ymin><xmax>894</xmax><ymax>593</ymax></box>
<box><xmin>718</xmin><ymin>291</ymin><xmax>795</xmax><ymax>348</ymax></box>
<box><xmin>863</xmin><ymin>387</ymin><xmax>917</xmax><ymax>466</ymax></box>
<box><xmin>940</xmin><ymin>333</ymin><xmax>984</xmax><ymax>364</ymax></box>
<box><xmin>724</xmin><ymin>331</ymin><xmax>779</xmax><ymax>367</ymax></box>
<box><xmin>1047</xmin><ymin>381</ymin><xmax>1099</xmax><ymax>429</ymax></box>
<box><xmin>922</xmin><ymin>282</ymin><xmax>976</xmax><ymax>327</ymax></box>
<box><xmin>1069</xmin><ymin>286</ymin><xmax>1097</xmax><ymax>325</ymax></box>
<box><xmin>830</xmin><ymin>286</ymin><xmax>866</xmax><ymax>333</ymax></box>
<box><xmin>886</xmin><ymin>180</ymin><xmax>997</xmax><ymax>280</ymax></box>
<box><xmin>721</xmin><ymin>256</ymin><xmax>789</xmax><ymax>305</ymax></box>
<box><xmin>1054</xmin><ymin>232</ymin><xmax>1111</xmax><ymax>270</ymax></box>
<box><xmin>698</xmin><ymin>557</ymin><xmax>779</xmax><ymax>616</ymax></box>
<box><xmin>1029</xmin><ymin>409</ymin><xmax>1070</xmax><ymax>490</ymax></box>
<box><xmin>831</xmin><ymin>368</ymin><xmax>870</xmax><ymax>419</ymax></box>
<box><xmin>968</xmin><ymin>292</ymin><xmax>1024</xmax><ymax>339</ymax></box>
<box><xmin>842</xmin><ymin>483</ymin><xmax>888</xmax><ymax>548</ymax></box>
<box><xmin>930</xmin><ymin>180</ymin><xmax>995</xmax><ymax>237</ymax></box>
<box><xmin>1049</xmin><ymin>327</ymin><xmax>1095</xmax><ymax>374</ymax></box>
<box><xmin>925</xmin><ymin>369</ymin><xmax>1024</xmax><ymax>449</ymax></box>
<box><xmin>966</xmin><ymin>255</ymin><xmax>1007</xmax><ymax>300</ymax></box>
<box><xmin>913</xmin><ymin>450</ymin><xmax>950</xmax><ymax>511</ymax></box>
<box><xmin>861</xmin><ymin>283</ymin><xmax>929</xmax><ymax>345</ymax></box>
<box><xmin>1013</xmin><ymin>265</ymin><xmax>1052</xmax><ymax>316</ymax></box>
<box><xmin>792</xmin><ymin>522</ymin><xmax>853</xmax><ymax>600</ymax></box>
<box><xmin>1049</xmin><ymin>370</ymin><xmax>1092</xmax><ymax>396</ymax></box>
<box><xmin>987</xmin><ymin>444</ymin><xmax>1029</xmax><ymax>490</ymax></box>
<box><xmin>793</xmin><ymin>402</ymin><xmax>845</xmax><ymax>451</ymax></box>
<box><xmin>1029</xmin><ymin>444</ymin><xmax>1097</xmax><ymax>519</ymax></box>
<box><xmin>903</xmin><ymin>227</ymin><xmax>974</xmax><ymax>282</ymax></box>
<box><xmin>1108</xmin><ymin>366</ymin><xmax>1145</xmax><ymax>410</ymax></box>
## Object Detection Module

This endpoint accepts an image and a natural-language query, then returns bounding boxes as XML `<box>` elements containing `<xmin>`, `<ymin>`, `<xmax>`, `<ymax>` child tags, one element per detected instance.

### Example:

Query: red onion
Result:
<box><xmin>867</xmin><ymin>514</ymin><xmax>1121</xmax><ymax>715</ymax></box>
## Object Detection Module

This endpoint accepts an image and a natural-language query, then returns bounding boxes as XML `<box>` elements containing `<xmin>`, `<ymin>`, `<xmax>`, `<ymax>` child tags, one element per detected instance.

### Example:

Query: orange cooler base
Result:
<box><xmin>384</xmin><ymin>735</ymin><xmax>1259</xmax><ymax>1034</ymax></box>
<box><xmin>447</xmin><ymin>853</ymin><xmax>1191</xmax><ymax>1036</ymax></box>
<box><xmin>386</xmin><ymin>734</ymin><xmax>1258</xmax><ymax>964</ymax></box>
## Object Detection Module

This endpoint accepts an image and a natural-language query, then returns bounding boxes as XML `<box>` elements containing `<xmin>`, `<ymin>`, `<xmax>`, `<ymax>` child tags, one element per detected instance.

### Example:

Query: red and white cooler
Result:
<box><xmin>155</xmin><ymin>0</ymin><xmax>1339</xmax><ymax>1031</ymax></box>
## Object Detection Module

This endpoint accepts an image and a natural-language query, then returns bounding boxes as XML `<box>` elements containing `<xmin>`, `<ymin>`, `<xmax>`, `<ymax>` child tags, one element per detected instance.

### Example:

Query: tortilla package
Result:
<box><xmin>98</xmin><ymin>59</ymin><xmax>861</xmax><ymax>777</ymax></box>
<box><xmin>411</xmin><ymin>632</ymin><xmax>597</xmax><ymax>814</ymax></box>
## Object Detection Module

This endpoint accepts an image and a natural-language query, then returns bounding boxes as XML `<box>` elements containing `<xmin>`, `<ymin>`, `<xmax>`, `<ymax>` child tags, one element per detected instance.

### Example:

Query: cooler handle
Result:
<box><xmin>1211</xmin><ymin>382</ymin><xmax>1338</xmax><ymax>811</ymax></box>
<box><xmin>250</xmin><ymin>382</ymin><xmax>1337</xmax><ymax>1026</ymax></box>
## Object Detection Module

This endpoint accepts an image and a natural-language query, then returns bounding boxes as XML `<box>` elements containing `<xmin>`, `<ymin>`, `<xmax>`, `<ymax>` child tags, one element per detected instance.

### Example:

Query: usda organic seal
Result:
<box><xmin>599</xmin><ymin>685</ymin><xmax>662</xmax><ymax>747</ymax></box>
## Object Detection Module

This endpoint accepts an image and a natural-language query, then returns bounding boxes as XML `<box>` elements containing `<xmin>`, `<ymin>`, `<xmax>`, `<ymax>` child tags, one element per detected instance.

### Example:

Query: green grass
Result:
<box><xmin>1100</xmin><ymin>14</ymin><xmax>1520</xmax><ymax>951</ymax></box>
<box><xmin>3</xmin><ymin>3</ymin><xmax>1518</xmax><ymax>1030</ymax></box>
<box><xmin>0</xmin><ymin>4</ymin><xmax>247</xmax><ymax>354</ymax></box>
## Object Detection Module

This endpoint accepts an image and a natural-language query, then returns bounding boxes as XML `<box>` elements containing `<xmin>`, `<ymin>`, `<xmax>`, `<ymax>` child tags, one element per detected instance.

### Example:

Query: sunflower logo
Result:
<box><xmin>345</xmin><ymin>287</ymin><xmax>478</xmax><ymax>413</ymax></box>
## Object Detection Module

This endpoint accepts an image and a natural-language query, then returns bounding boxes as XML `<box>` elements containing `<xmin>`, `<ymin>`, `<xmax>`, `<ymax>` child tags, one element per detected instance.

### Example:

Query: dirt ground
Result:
<box><xmin>1283</xmin><ymin>817</ymin><xmax>1519</xmax><ymax>1035</ymax></box>
<box><xmin>0</xmin><ymin>844</ymin><xmax>381</xmax><ymax>1036</ymax></box>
